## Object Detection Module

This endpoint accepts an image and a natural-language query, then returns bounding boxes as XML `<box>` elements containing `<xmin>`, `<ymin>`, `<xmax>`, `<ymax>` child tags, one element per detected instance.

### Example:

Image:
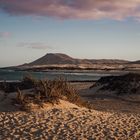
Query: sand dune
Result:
<box><xmin>1</xmin><ymin>106</ymin><xmax>140</xmax><ymax>139</ymax></box>
<box><xmin>0</xmin><ymin>79</ymin><xmax>140</xmax><ymax>139</ymax></box>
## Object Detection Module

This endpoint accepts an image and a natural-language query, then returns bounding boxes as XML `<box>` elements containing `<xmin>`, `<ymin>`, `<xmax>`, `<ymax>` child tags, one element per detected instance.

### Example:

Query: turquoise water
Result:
<box><xmin>0</xmin><ymin>69</ymin><xmax>112</xmax><ymax>81</ymax></box>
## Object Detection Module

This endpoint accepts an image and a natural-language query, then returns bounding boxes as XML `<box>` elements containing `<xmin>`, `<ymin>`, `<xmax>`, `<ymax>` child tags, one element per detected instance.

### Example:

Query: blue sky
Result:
<box><xmin>0</xmin><ymin>0</ymin><xmax>140</xmax><ymax>67</ymax></box>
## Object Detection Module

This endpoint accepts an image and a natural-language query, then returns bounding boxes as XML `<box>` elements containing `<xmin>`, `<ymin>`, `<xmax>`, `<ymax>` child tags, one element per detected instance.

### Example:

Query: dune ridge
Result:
<box><xmin>1</xmin><ymin>105</ymin><xmax>140</xmax><ymax>139</ymax></box>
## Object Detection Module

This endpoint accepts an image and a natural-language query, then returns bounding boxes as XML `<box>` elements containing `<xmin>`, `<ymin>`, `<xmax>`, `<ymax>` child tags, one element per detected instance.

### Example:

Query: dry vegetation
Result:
<box><xmin>14</xmin><ymin>76</ymin><xmax>92</xmax><ymax>111</ymax></box>
<box><xmin>1</xmin><ymin>75</ymin><xmax>140</xmax><ymax>139</ymax></box>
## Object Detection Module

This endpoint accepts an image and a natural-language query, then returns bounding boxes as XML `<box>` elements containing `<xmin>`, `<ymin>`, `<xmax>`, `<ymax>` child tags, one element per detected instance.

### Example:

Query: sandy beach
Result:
<box><xmin>1</xmin><ymin>107</ymin><xmax>140</xmax><ymax>139</ymax></box>
<box><xmin>0</xmin><ymin>80</ymin><xmax>140</xmax><ymax>139</ymax></box>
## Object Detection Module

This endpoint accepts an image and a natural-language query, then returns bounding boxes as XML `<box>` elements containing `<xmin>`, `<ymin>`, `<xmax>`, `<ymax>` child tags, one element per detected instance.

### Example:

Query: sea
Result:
<box><xmin>0</xmin><ymin>69</ymin><xmax>123</xmax><ymax>82</ymax></box>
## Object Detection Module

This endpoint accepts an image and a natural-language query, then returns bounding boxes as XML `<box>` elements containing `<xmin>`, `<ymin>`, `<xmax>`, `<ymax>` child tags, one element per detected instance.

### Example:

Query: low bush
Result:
<box><xmin>14</xmin><ymin>76</ymin><xmax>92</xmax><ymax>110</ymax></box>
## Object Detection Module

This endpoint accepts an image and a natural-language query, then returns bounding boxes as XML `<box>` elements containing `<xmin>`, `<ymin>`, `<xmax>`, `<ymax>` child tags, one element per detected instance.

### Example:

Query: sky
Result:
<box><xmin>0</xmin><ymin>0</ymin><xmax>140</xmax><ymax>67</ymax></box>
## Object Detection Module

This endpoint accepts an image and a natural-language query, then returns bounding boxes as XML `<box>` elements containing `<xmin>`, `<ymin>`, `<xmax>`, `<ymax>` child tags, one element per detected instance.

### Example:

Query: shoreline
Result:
<box><xmin>0</xmin><ymin>69</ymin><xmax>130</xmax><ymax>84</ymax></box>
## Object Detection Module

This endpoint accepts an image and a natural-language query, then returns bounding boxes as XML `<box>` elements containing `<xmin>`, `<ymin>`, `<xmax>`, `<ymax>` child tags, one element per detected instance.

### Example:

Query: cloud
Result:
<box><xmin>18</xmin><ymin>42</ymin><xmax>51</xmax><ymax>50</ymax></box>
<box><xmin>0</xmin><ymin>0</ymin><xmax>140</xmax><ymax>20</ymax></box>
<box><xmin>0</xmin><ymin>32</ymin><xmax>11</xmax><ymax>38</ymax></box>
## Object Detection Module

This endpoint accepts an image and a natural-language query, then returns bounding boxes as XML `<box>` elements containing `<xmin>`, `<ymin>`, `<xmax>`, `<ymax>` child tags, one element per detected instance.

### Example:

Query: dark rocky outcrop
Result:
<box><xmin>91</xmin><ymin>73</ymin><xmax>140</xmax><ymax>95</ymax></box>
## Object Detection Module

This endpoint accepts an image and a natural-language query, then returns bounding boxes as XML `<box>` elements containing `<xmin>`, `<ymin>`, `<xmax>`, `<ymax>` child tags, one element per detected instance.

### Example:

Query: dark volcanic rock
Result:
<box><xmin>91</xmin><ymin>73</ymin><xmax>140</xmax><ymax>95</ymax></box>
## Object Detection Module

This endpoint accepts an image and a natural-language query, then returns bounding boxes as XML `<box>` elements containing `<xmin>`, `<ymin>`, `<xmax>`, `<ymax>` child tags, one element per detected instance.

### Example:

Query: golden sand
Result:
<box><xmin>0</xmin><ymin>82</ymin><xmax>140</xmax><ymax>139</ymax></box>
<box><xmin>1</xmin><ymin>107</ymin><xmax>140</xmax><ymax>139</ymax></box>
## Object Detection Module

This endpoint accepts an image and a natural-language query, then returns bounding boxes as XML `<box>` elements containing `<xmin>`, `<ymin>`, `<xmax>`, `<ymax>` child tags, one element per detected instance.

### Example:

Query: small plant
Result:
<box><xmin>16</xmin><ymin>88</ymin><xmax>24</xmax><ymax>104</ymax></box>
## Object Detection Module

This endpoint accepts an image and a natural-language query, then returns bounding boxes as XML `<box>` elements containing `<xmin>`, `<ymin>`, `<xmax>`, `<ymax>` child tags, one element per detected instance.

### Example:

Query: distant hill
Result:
<box><xmin>25</xmin><ymin>53</ymin><xmax>129</xmax><ymax>66</ymax></box>
<box><xmin>29</xmin><ymin>53</ymin><xmax>76</xmax><ymax>65</ymax></box>
<box><xmin>4</xmin><ymin>53</ymin><xmax>139</xmax><ymax>71</ymax></box>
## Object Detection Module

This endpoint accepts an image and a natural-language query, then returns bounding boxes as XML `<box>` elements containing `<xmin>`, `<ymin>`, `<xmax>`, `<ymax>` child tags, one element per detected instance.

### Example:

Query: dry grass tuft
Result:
<box><xmin>15</xmin><ymin>77</ymin><xmax>92</xmax><ymax>111</ymax></box>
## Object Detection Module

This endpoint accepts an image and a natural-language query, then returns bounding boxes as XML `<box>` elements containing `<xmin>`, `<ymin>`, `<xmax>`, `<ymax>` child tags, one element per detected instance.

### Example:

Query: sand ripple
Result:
<box><xmin>0</xmin><ymin>108</ymin><xmax>140</xmax><ymax>139</ymax></box>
